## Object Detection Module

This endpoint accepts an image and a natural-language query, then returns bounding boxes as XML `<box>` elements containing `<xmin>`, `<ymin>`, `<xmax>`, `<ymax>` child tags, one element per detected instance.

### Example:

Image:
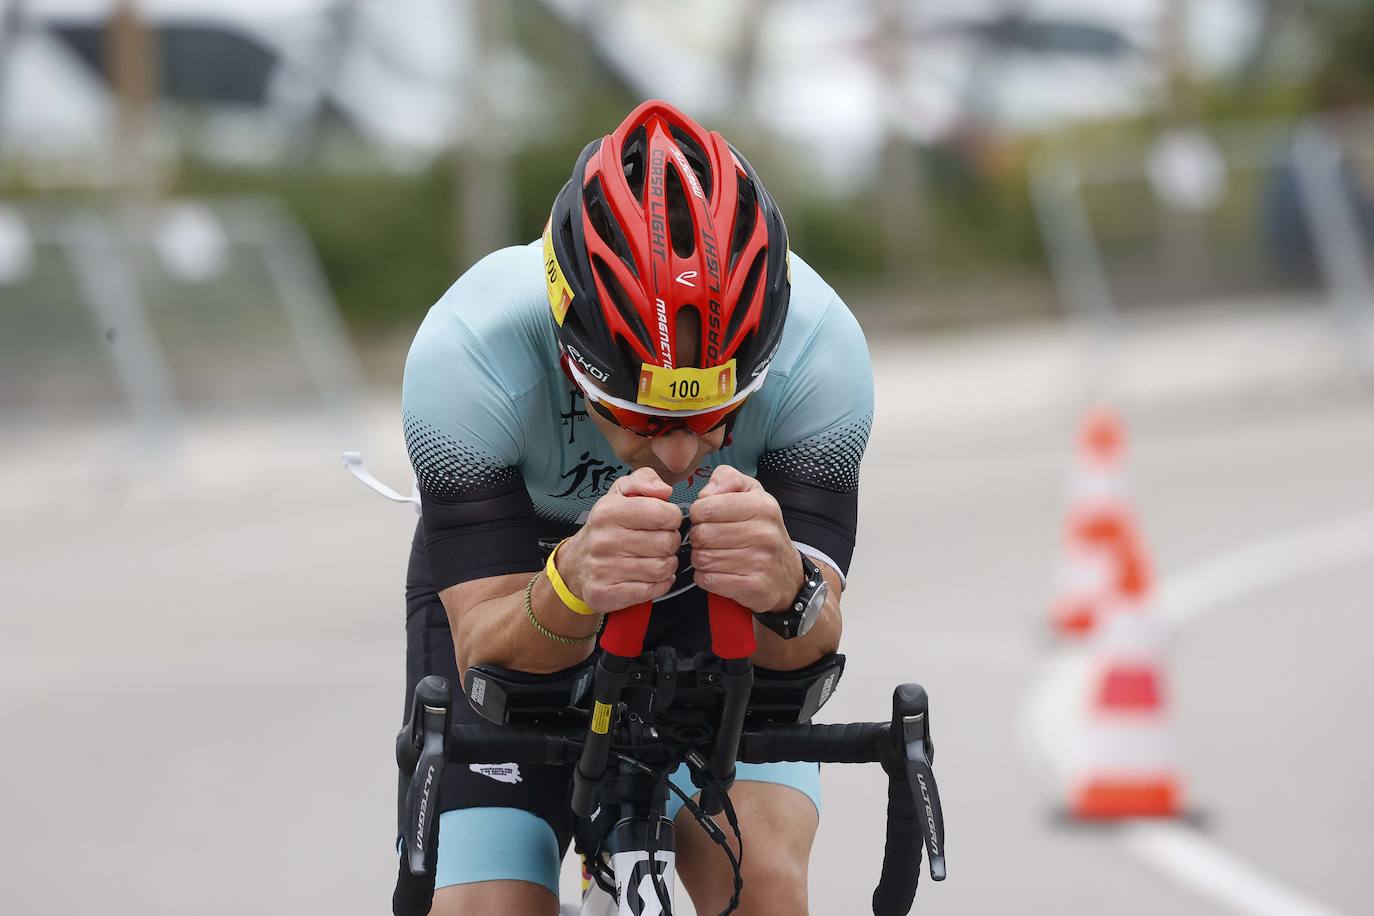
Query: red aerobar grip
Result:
<box><xmin>599</xmin><ymin>601</ymin><xmax>653</xmax><ymax>658</ymax></box>
<box><xmin>708</xmin><ymin>593</ymin><xmax>756</xmax><ymax>660</ymax></box>
<box><xmin>602</xmin><ymin>594</ymin><xmax>755</xmax><ymax>660</ymax></box>
<box><xmin>597</xmin><ymin>492</ymin><xmax>757</xmax><ymax>660</ymax></box>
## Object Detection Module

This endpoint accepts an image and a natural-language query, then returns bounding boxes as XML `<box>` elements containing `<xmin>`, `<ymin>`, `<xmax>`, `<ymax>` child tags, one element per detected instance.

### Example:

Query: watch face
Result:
<box><xmin>795</xmin><ymin>579</ymin><xmax>829</xmax><ymax>638</ymax></box>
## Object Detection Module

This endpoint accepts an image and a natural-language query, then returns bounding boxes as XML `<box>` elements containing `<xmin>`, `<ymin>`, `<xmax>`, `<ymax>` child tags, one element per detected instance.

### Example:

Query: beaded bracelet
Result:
<box><xmin>524</xmin><ymin>573</ymin><xmax>596</xmax><ymax>645</ymax></box>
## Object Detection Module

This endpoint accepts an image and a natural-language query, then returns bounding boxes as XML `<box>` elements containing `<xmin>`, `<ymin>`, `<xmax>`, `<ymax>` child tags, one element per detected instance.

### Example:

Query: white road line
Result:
<box><xmin>1023</xmin><ymin>509</ymin><xmax>1374</xmax><ymax>916</ymax></box>
<box><xmin>1158</xmin><ymin>509</ymin><xmax>1374</xmax><ymax>627</ymax></box>
<box><xmin>1123</xmin><ymin>823</ymin><xmax>1345</xmax><ymax>916</ymax></box>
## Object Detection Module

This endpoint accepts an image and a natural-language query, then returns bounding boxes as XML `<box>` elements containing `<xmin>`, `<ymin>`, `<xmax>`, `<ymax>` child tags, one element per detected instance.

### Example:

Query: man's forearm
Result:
<box><xmin>442</xmin><ymin>574</ymin><xmax>600</xmax><ymax>680</ymax></box>
<box><xmin>442</xmin><ymin>561</ymin><xmax>844</xmax><ymax>678</ymax></box>
<box><xmin>750</xmin><ymin>564</ymin><xmax>844</xmax><ymax>671</ymax></box>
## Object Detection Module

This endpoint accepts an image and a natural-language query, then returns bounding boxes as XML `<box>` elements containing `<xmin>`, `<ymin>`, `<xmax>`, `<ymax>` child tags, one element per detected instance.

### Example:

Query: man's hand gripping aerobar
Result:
<box><xmin>689</xmin><ymin>465</ymin><xmax>841</xmax><ymax>670</ymax></box>
<box><xmin>450</xmin><ymin>462</ymin><xmax>842</xmax><ymax>680</ymax></box>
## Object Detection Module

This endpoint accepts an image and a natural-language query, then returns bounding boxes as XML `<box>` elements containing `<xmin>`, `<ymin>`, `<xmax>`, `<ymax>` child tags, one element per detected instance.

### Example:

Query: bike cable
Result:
<box><xmin>720</xmin><ymin>791</ymin><xmax>744</xmax><ymax>899</ymax></box>
<box><xmin>643</xmin><ymin>768</ymin><xmax>678</xmax><ymax>916</ymax></box>
<box><xmin>614</xmin><ymin>751</ymin><xmax>745</xmax><ymax>915</ymax></box>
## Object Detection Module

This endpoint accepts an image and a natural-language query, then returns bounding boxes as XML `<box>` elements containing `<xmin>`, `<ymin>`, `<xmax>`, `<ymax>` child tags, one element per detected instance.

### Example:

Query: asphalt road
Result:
<box><xmin>3</xmin><ymin>310</ymin><xmax>1371</xmax><ymax>915</ymax></box>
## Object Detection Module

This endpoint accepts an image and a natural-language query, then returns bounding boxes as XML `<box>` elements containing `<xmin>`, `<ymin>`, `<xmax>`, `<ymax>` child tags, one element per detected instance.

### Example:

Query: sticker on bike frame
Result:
<box><xmin>611</xmin><ymin>849</ymin><xmax>676</xmax><ymax>916</ymax></box>
<box><xmin>591</xmin><ymin>701</ymin><xmax>613</xmax><ymax>735</ymax></box>
<box><xmin>544</xmin><ymin>221</ymin><xmax>573</xmax><ymax>326</ymax></box>
<box><xmin>637</xmin><ymin>360</ymin><xmax>736</xmax><ymax>410</ymax></box>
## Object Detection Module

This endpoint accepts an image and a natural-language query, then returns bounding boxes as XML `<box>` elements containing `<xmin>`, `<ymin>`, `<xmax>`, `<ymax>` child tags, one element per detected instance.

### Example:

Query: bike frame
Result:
<box><xmin>604</xmin><ymin>814</ymin><xmax>677</xmax><ymax>915</ymax></box>
<box><xmin>569</xmin><ymin>821</ymin><xmax>678</xmax><ymax>916</ymax></box>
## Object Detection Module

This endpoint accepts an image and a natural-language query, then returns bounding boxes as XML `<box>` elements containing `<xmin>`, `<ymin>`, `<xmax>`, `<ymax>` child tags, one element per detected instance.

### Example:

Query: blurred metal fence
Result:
<box><xmin>0</xmin><ymin>196</ymin><xmax>364</xmax><ymax>444</ymax></box>
<box><xmin>1032</xmin><ymin>112</ymin><xmax>1374</xmax><ymax>373</ymax></box>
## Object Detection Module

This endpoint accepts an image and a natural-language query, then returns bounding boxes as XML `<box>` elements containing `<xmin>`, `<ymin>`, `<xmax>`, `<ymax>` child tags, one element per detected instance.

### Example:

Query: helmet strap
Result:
<box><xmin>557</xmin><ymin>352</ymin><xmax>579</xmax><ymax>389</ymax></box>
<box><xmin>721</xmin><ymin>411</ymin><xmax>741</xmax><ymax>448</ymax></box>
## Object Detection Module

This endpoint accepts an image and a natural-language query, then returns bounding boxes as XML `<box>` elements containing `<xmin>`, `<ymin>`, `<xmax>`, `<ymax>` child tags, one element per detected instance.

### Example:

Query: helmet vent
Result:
<box><xmin>675</xmin><ymin>305</ymin><xmax>701</xmax><ymax>368</ymax></box>
<box><xmin>617</xmin><ymin>336</ymin><xmax>649</xmax><ymax>384</ymax></box>
<box><xmin>593</xmin><ymin>254</ymin><xmax>655</xmax><ymax>354</ymax></box>
<box><xmin>665</xmin><ymin>166</ymin><xmax>696</xmax><ymax>259</ymax></box>
<box><xmin>724</xmin><ymin>248</ymin><xmax>766</xmax><ymax>352</ymax></box>
<box><xmin>583</xmin><ymin>177</ymin><xmax>638</xmax><ymax>276</ymax></box>
<box><xmin>557</xmin><ymin>200</ymin><xmax>577</xmax><ymax>260</ymax></box>
<box><xmin>728</xmin><ymin>178</ymin><xmax>758</xmax><ymax>272</ymax></box>
<box><xmin>622</xmin><ymin>126</ymin><xmax>648</xmax><ymax>203</ymax></box>
<box><xmin>669</xmin><ymin>126</ymin><xmax>713</xmax><ymax>199</ymax></box>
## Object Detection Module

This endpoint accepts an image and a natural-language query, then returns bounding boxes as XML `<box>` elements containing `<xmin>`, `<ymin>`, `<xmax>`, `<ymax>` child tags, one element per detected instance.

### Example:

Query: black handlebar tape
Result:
<box><xmin>446</xmin><ymin>726</ymin><xmax>581</xmax><ymax>764</ymax></box>
<box><xmin>871</xmin><ymin>772</ymin><xmax>923</xmax><ymax>916</ymax></box>
<box><xmin>738</xmin><ymin>722</ymin><xmax>889</xmax><ymax>764</ymax></box>
<box><xmin>392</xmin><ymin>843</ymin><xmax>437</xmax><ymax>916</ymax></box>
<box><xmin>392</xmin><ymin>762</ymin><xmax>437</xmax><ymax>916</ymax></box>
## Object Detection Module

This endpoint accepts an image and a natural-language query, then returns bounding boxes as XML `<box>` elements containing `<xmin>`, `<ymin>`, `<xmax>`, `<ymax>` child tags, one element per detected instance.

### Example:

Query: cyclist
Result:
<box><xmin>402</xmin><ymin>99</ymin><xmax>873</xmax><ymax>916</ymax></box>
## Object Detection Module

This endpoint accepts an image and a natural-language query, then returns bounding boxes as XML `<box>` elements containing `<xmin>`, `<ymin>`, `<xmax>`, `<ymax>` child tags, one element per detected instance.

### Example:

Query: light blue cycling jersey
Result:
<box><xmin>402</xmin><ymin>239</ymin><xmax>873</xmax><ymax>591</ymax></box>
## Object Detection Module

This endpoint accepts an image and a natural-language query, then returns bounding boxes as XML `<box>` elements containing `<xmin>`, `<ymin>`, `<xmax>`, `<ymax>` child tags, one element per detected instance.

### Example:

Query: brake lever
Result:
<box><xmin>400</xmin><ymin>676</ymin><xmax>451</xmax><ymax>875</ymax></box>
<box><xmin>893</xmin><ymin>684</ymin><xmax>946</xmax><ymax>881</ymax></box>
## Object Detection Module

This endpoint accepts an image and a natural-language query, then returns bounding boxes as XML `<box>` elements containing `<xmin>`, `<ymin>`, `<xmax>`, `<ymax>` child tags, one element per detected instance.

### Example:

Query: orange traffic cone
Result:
<box><xmin>1067</xmin><ymin>609</ymin><xmax>1183</xmax><ymax>819</ymax></box>
<box><xmin>1050</xmin><ymin>406</ymin><xmax>1153</xmax><ymax>637</ymax></box>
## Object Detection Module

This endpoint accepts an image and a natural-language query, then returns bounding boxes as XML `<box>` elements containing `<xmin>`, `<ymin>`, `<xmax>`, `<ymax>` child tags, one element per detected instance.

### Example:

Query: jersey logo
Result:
<box><xmin>552</xmin><ymin>452</ymin><xmax>624</xmax><ymax>499</ymax></box>
<box><xmin>469</xmin><ymin>763</ymin><xmax>522</xmax><ymax>784</ymax></box>
<box><xmin>560</xmin><ymin>389</ymin><xmax>588</xmax><ymax>444</ymax></box>
<box><xmin>675</xmin><ymin>270</ymin><xmax>697</xmax><ymax>288</ymax></box>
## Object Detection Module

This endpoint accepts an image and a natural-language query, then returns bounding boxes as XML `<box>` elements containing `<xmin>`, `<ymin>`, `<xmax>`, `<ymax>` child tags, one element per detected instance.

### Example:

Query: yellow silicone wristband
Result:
<box><xmin>545</xmin><ymin>540</ymin><xmax>596</xmax><ymax>616</ymax></box>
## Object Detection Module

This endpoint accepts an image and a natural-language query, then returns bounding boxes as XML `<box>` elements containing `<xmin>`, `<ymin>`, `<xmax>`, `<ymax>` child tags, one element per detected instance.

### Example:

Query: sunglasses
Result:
<box><xmin>587</xmin><ymin>395</ymin><xmax>745</xmax><ymax>438</ymax></box>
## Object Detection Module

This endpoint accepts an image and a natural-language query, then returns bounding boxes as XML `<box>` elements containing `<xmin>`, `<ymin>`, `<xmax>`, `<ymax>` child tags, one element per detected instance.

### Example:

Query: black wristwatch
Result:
<box><xmin>754</xmin><ymin>551</ymin><xmax>829</xmax><ymax>640</ymax></box>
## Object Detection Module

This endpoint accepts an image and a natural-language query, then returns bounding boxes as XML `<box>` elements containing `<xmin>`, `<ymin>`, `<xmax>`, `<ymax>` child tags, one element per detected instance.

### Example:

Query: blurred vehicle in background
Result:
<box><xmin>0</xmin><ymin>0</ymin><xmax>476</xmax><ymax>173</ymax></box>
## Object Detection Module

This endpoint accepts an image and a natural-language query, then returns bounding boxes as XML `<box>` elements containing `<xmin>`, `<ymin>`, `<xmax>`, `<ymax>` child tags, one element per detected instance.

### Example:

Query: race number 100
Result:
<box><xmin>668</xmin><ymin>380</ymin><xmax>701</xmax><ymax>399</ymax></box>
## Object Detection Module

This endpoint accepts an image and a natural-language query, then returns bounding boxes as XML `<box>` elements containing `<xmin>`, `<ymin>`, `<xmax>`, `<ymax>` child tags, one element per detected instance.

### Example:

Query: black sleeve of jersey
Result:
<box><xmin>756</xmin><ymin>416</ymin><xmax>869</xmax><ymax>576</ymax></box>
<box><xmin>757</xmin><ymin>469</ymin><xmax>859</xmax><ymax>575</ymax></box>
<box><xmin>419</xmin><ymin>475</ymin><xmax>543</xmax><ymax>591</ymax></box>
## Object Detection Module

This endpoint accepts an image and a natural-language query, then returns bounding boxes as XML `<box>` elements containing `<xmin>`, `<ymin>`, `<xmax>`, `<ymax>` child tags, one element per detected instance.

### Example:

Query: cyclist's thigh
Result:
<box><xmin>403</xmin><ymin>533</ymin><xmax>577</xmax><ymax>910</ymax></box>
<box><xmin>432</xmin><ymin>806</ymin><xmax>566</xmax><ymax>900</ymax></box>
<box><xmin>673</xmin><ymin>770</ymin><xmax>819</xmax><ymax>915</ymax></box>
<box><xmin>404</xmin><ymin>530</ymin><xmax>579</xmax><ymax>844</ymax></box>
<box><xmin>431</xmin><ymin>879</ymin><xmax>559</xmax><ymax>916</ymax></box>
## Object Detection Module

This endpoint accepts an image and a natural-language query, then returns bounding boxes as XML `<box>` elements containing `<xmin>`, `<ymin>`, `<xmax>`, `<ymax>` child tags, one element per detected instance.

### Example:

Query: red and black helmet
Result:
<box><xmin>543</xmin><ymin>99</ymin><xmax>790</xmax><ymax>425</ymax></box>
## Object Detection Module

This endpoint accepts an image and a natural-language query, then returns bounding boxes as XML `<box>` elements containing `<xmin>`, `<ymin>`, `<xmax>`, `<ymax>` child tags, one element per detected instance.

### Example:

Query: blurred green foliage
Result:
<box><xmin>173</xmin><ymin>162</ymin><xmax>456</xmax><ymax>332</ymax></box>
<box><xmin>167</xmin><ymin>132</ymin><xmax>1048</xmax><ymax>333</ymax></box>
<box><xmin>166</xmin><ymin>0</ymin><xmax>1052</xmax><ymax>334</ymax></box>
<box><xmin>13</xmin><ymin>0</ymin><xmax>1372</xmax><ymax>334</ymax></box>
<box><xmin>1312</xmin><ymin>1</ymin><xmax>1374</xmax><ymax>107</ymax></box>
